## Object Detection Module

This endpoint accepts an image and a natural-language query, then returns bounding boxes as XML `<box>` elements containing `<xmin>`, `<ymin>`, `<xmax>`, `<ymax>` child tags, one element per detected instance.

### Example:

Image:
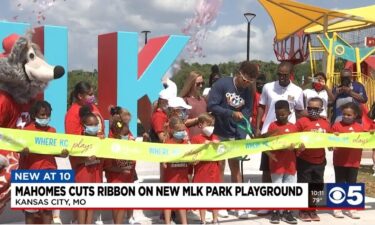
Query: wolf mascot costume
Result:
<box><xmin>0</xmin><ymin>33</ymin><xmax>64</xmax><ymax>212</ymax></box>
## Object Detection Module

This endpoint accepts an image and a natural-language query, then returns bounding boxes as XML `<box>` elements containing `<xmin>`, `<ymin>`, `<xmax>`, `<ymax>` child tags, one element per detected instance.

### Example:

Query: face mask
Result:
<box><xmin>85</xmin><ymin>95</ymin><xmax>96</xmax><ymax>105</ymax></box>
<box><xmin>342</xmin><ymin>117</ymin><xmax>355</xmax><ymax>125</ymax></box>
<box><xmin>312</xmin><ymin>82</ymin><xmax>324</xmax><ymax>91</ymax></box>
<box><xmin>173</xmin><ymin>131</ymin><xmax>187</xmax><ymax>140</ymax></box>
<box><xmin>35</xmin><ymin>117</ymin><xmax>50</xmax><ymax>127</ymax></box>
<box><xmin>307</xmin><ymin>108</ymin><xmax>322</xmax><ymax>119</ymax></box>
<box><xmin>202</xmin><ymin>126</ymin><xmax>214</xmax><ymax>137</ymax></box>
<box><xmin>121</xmin><ymin>135</ymin><xmax>129</xmax><ymax>140</ymax></box>
<box><xmin>85</xmin><ymin>125</ymin><xmax>99</xmax><ymax>135</ymax></box>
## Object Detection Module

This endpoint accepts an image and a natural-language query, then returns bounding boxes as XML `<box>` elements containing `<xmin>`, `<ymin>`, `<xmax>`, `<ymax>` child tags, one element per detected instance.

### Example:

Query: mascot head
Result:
<box><xmin>0</xmin><ymin>33</ymin><xmax>65</xmax><ymax>103</ymax></box>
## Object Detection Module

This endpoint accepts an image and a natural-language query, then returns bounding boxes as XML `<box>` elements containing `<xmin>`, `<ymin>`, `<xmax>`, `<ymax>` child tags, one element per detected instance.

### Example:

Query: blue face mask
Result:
<box><xmin>35</xmin><ymin>117</ymin><xmax>50</xmax><ymax>127</ymax></box>
<box><xmin>173</xmin><ymin>131</ymin><xmax>187</xmax><ymax>140</ymax></box>
<box><xmin>85</xmin><ymin>125</ymin><xmax>99</xmax><ymax>135</ymax></box>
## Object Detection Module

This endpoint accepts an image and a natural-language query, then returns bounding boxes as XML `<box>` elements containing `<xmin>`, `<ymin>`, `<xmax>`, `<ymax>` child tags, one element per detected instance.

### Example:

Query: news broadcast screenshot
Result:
<box><xmin>0</xmin><ymin>0</ymin><xmax>375</xmax><ymax>224</ymax></box>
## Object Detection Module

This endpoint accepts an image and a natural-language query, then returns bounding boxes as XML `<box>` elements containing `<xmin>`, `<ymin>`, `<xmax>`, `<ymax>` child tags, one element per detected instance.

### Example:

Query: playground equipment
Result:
<box><xmin>259</xmin><ymin>0</ymin><xmax>375</xmax><ymax>108</ymax></box>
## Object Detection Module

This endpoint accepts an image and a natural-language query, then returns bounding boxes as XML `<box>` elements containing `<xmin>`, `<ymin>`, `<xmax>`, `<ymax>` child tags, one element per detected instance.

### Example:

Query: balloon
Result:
<box><xmin>11</xmin><ymin>0</ymin><xmax>65</xmax><ymax>25</ymax></box>
<box><xmin>182</xmin><ymin>0</ymin><xmax>222</xmax><ymax>58</ymax></box>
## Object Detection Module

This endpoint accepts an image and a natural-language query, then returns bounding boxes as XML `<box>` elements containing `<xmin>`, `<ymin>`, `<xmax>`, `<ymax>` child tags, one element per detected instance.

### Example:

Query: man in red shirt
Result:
<box><xmin>296</xmin><ymin>97</ymin><xmax>330</xmax><ymax>222</ymax></box>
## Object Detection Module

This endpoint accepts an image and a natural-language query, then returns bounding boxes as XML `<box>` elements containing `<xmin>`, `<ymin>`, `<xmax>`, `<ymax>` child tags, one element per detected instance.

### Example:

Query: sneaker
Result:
<box><xmin>348</xmin><ymin>210</ymin><xmax>360</xmax><ymax>219</ymax></box>
<box><xmin>218</xmin><ymin>210</ymin><xmax>229</xmax><ymax>218</ymax></box>
<box><xmin>212</xmin><ymin>221</ymin><xmax>220</xmax><ymax>225</ymax></box>
<box><xmin>128</xmin><ymin>217</ymin><xmax>141</xmax><ymax>225</ymax></box>
<box><xmin>257</xmin><ymin>209</ymin><xmax>270</xmax><ymax>216</ymax></box>
<box><xmin>237</xmin><ymin>210</ymin><xmax>248</xmax><ymax>219</ymax></box>
<box><xmin>282</xmin><ymin>211</ymin><xmax>297</xmax><ymax>224</ymax></box>
<box><xmin>298</xmin><ymin>210</ymin><xmax>311</xmax><ymax>222</ymax></box>
<box><xmin>52</xmin><ymin>217</ymin><xmax>62</xmax><ymax>225</ymax></box>
<box><xmin>187</xmin><ymin>210</ymin><xmax>201</xmax><ymax>221</ymax></box>
<box><xmin>333</xmin><ymin>210</ymin><xmax>344</xmax><ymax>218</ymax></box>
<box><xmin>270</xmin><ymin>211</ymin><xmax>280</xmax><ymax>224</ymax></box>
<box><xmin>309</xmin><ymin>210</ymin><xmax>320</xmax><ymax>221</ymax></box>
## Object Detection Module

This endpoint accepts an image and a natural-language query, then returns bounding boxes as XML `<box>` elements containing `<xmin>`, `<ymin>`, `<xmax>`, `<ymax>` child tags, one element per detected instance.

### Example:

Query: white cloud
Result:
<box><xmin>3</xmin><ymin>0</ymin><xmax>278</xmax><ymax>70</ymax></box>
<box><xmin>188</xmin><ymin>23</ymin><xmax>276</xmax><ymax>64</ymax></box>
<box><xmin>151</xmin><ymin>0</ymin><xmax>196</xmax><ymax>13</ymax></box>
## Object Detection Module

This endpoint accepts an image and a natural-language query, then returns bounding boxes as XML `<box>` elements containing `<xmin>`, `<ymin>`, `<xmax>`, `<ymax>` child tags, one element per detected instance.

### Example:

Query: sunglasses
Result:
<box><xmin>196</xmin><ymin>82</ymin><xmax>205</xmax><ymax>87</ymax></box>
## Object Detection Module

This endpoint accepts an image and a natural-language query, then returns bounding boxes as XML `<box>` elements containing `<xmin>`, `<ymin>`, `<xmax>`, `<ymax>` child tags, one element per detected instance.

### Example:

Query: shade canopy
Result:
<box><xmin>259</xmin><ymin>0</ymin><xmax>375</xmax><ymax>41</ymax></box>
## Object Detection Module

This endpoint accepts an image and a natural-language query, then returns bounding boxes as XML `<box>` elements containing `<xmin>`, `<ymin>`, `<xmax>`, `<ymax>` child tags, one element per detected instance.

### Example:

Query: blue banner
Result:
<box><xmin>11</xmin><ymin>170</ymin><xmax>75</xmax><ymax>183</ymax></box>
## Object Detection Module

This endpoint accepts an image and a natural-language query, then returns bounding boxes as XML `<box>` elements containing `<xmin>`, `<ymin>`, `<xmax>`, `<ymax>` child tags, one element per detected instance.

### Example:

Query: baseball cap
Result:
<box><xmin>159</xmin><ymin>89</ymin><xmax>173</xmax><ymax>100</ymax></box>
<box><xmin>168</xmin><ymin>97</ymin><xmax>192</xmax><ymax>109</ymax></box>
<box><xmin>1</xmin><ymin>33</ymin><xmax>20</xmax><ymax>58</ymax></box>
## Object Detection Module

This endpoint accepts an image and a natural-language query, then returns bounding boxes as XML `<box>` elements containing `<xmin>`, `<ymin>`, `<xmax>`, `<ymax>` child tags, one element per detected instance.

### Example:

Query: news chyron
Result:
<box><xmin>10</xmin><ymin>170</ymin><xmax>365</xmax><ymax>209</ymax></box>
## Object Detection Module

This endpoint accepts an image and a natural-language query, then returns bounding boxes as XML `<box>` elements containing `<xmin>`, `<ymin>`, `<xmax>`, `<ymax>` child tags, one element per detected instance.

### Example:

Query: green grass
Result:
<box><xmin>358</xmin><ymin>165</ymin><xmax>375</xmax><ymax>197</ymax></box>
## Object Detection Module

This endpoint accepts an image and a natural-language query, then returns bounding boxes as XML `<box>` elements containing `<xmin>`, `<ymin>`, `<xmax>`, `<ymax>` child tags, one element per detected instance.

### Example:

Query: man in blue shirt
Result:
<box><xmin>207</xmin><ymin>61</ymin><xmax>258</xmax><ymax>218</ymax></box>
<box><xmin>332</xmin><ymin>69</ymin><xmax>368</xmax><ymax>123</ymax></box>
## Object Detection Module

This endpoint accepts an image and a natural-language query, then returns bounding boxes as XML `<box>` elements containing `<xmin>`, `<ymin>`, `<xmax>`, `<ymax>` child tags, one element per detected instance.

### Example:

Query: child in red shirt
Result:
<box><xmin>20</xmin><ymin>101</ymin><xmax>68</xmax><ymax>224</ymax></box>
<box><xmin>104</xmin><ymin>107</ymin><xmax>137</xmax><ymax>224</ymax></box>
<box><xmin>191</xmin><ymin>113</ymin><xmax>221</xmax><ymax>224</ymax></box>
<box><xmin>69</xmin><ymin>105</ymin><xmax>103</xmax><ymax>224</ymax></box>
<box><xmin>267</xmin><ymin>100</ymin><xmax>298</xmax><ymax>224</ymax></box>
<box><xmin>331</xmin><ymin>102</ymin><xmax>364</xmax><ymax>219</ymax></box>
<box><xmin>296</xmin><ymin>97</ymin><xmax>330</xmax><ymax>222</ymax></box>
<box><xmin>163</xmin><ymin>117</ymin><xmax>189</xmax><ymax>225</ymax></box>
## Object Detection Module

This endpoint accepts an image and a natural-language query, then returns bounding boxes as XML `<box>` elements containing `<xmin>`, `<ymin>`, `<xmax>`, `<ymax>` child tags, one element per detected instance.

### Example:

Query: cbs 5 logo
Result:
<box><xmin>328</xmin><ymin>184</ymin><xmax>364</xmax><ymax>206</ymax></box>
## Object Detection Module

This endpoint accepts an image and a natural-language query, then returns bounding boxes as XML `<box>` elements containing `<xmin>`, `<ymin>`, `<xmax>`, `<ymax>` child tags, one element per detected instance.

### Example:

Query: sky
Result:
<box><xmin>0</xmin><ymin>0</ymin><xmax>374</xmax><ymax>71</ymax></box>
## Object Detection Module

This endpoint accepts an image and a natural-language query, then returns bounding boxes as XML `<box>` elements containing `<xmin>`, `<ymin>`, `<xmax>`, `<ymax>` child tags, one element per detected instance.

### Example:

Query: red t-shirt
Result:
<box><xmin>163</xmin><ymin>138</ymin><xmax>189</xmax><ymax>183</ymax></box>
<box><xmin>0</xmin><ymin>90</ymin><xmax>20</xmax><ymax>128</ymax></box>
<box><xmin>251</xmin><ymin>92</ymin><xmax>262</xmax><ymax>128</ymax></box>
<box><xmin>191</xmin><ymin>134</ymin><xmax>221</xmax><ymax>183</ymax></box>
<box><xmin>104</xmin><ymin>132</ymin><xmax>136</xmax><ymax>183</ymax></box>
<box><xmin>65</xmin><ymin>103</ymin><xmax>104</xmax><ymax>135</ymax></box>
<box><xmin>296</xmin><ymin>117</ymin><xmax>330</xmax><ymax>164</ymax></box>
<box><xmin>151</xmin><ymin>108</ymin><xmax>167</xmax><ymax>134</ymax></box>
<box><xmin>331</xmin><ymin>121</ymin><xmax>364</xmax><ymax>168</ymax></box>
<box><xmin>19</xmin><ymin>122</ymin><xmax>57</xmax><ymax>170</ymax></box>
<box><xmin>268</xmin><ymin>122</ymin><xmax>298</xmax><ymax>175</ymax></box>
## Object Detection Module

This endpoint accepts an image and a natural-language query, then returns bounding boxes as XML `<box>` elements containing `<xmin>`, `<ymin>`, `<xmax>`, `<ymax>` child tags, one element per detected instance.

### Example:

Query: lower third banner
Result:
<box><xmin>11</xmin><ymin>183</ymin><xmax>308</xmax><ymax>209</ymax></box>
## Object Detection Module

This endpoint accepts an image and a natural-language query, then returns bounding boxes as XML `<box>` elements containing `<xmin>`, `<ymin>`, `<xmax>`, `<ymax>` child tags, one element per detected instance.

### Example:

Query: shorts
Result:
<box><xmin>259</xmin><ymin>152</ymin><xmax>269</xmax><ymax>171</ymax></box>
<box><xmin>218</xmin><ymin>136</ymin><xmax>242</xmax><ymax>160</ymax></box>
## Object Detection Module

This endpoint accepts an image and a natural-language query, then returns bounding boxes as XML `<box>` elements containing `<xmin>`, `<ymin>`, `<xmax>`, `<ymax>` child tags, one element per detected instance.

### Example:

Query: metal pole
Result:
<box><xmin>141</xmin><ymin>30</ymin><xmax>151</xmax><ymax>44</ymax></box>
<box><xmin>247</xmin><ymin>22</ymin><xmax>250</xmax><ymax>61</ymax></box>
<box><xmin>244</xmin><ymin>13</ymin><xmax>256</xmax><ymax>61</ymax></box>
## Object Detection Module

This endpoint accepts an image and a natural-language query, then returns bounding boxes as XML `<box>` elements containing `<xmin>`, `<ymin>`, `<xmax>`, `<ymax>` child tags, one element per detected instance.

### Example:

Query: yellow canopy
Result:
<box><xmin>259</xmin><ymin>0</ymin><xmax>375</xmax><ymax>41</ymax></box>
<box><xmin>305</xmin><ymin>5</ymin><xmax>375</xmax><ymax>33</ymax></box>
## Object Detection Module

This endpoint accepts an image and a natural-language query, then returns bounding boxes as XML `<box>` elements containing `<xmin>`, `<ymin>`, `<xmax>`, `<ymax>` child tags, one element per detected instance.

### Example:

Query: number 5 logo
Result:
<box><xmin>347</xmin><ymin>186</ymin><xmax>363</xmax><ymax>206</ymax></box>
<box><xmin>327</xmin><ymin>184</ymin><xmax>364</xmax><ymax>208</ymax></box>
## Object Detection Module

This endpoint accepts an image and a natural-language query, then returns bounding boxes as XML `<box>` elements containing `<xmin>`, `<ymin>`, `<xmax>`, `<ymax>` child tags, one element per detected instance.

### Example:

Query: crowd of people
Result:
<box><xmin>8</xmin><ymin>61</ymin><xmax>375</xmax><ymax>224</ymax></box>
